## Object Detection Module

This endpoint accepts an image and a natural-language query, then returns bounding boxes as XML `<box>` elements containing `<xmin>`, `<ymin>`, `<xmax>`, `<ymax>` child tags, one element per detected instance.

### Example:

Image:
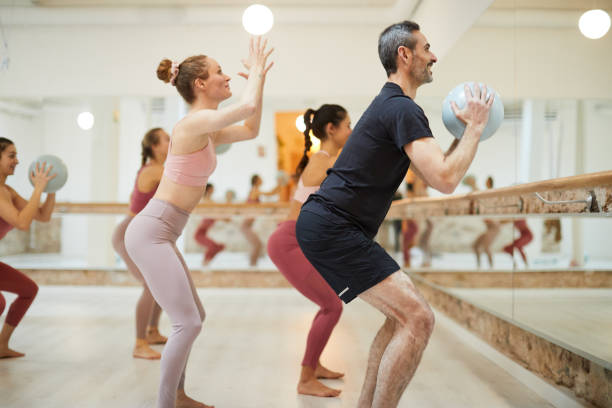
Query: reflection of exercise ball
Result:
<box><xmin>277</xmin><ymin>170</ymin><xmax>289</xmax><ymax>186</ymax></box>
<box><xmin>28</xmin><ymin>155</ymin><xmax>68</xmax><ymax>193</ymax></box>
<box><xmin>442</xmin><ymin>82</ymin><xmax>504</xmax><ymax>142</ymax></box>
<box><xmin>215</xmin><ymin>143</ymin><xmax>231</xmax><ymax>155</ymax></box>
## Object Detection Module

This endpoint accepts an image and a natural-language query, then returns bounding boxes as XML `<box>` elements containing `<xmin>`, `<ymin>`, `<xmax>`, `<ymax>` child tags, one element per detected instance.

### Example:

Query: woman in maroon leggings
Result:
<box><xmin>267</xmin><ymin>104</ymin><xmax>352</xmax><ymax>397</ymax></box>
<box><xmin>111</xmin><ymin>128</ymin><xmax>169</xmax><ymax>360</ymax></box>
<box><xmin>0</xmin><ymin>137</ymin><xmax>56</xmax><ymax>358</ymax></box>
<box><xmin>503</xmin><ymin>219</ymin><xmax>533</xmax><ymax>265</ymax></box>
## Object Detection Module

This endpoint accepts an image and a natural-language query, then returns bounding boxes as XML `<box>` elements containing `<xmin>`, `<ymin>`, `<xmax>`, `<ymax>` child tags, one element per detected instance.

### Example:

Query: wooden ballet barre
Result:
<box><xmin>387</xmin><ymin>170</ymin><xmax>612</xmax><ymax>219</ymax></box>
<box><xmin>51</xmin><ymin>171</ymin><xmax>612</xmax><ymax>218</ymax></box>
<box><xmin>54</xmin><ymin>202</ymin><xmax>290</xmax><ymax>219</ymax></box>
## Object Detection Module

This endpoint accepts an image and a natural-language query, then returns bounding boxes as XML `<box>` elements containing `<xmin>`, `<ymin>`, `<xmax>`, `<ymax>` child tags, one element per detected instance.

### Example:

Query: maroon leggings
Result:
<box><xmin>402</xmin><ymin>219</ymin><xmax>419</xmax><ymax>266</ymax></box>
<box><xmin>267</xmin><ymin>220</ymin><xmax>342</xmax><ymax>369</ymax></box>
<box><xmin>194</xmin><ymin>218</ymin><xmax>222</xmax><ymax>251</ymax></box>
<box><xmin>505</xmin><ymin>219</ymin><xmax>533</xmax><ymax>263</ymax></box>
<box><xmin>0</xmin><ymin>263</ymin><xmax>38</xmax><ymax>327</ymax></box>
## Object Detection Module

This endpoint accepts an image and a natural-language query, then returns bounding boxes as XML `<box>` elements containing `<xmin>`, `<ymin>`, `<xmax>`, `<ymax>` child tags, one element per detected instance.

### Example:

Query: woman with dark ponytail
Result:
<box><xmin>267</xmin><ymin>104</ymin><xmax>352</xmax><ymax>397</ymax></box>
<box><xmin>111</xmin><ymin>127</ymin><xmax>170</xmax><ymax>360</ymax></box>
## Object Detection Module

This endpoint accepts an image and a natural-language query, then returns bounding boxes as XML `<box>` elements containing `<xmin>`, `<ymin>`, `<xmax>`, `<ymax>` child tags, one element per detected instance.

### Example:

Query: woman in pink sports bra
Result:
<box><xmin>0</xmin><ymin>137</ymin><xmax>56</xmax><ymax>359</ymax></box>
<box><xmin>124</xmin><ymin>37</ymin><xmax>273</xmax><ymax>408</ymax></box>
<box><xmin>111</xmin><ymin>128</ymin><xmax>169</xmax><ymax>361</ymax></box>
<box><xmin>267</xmin><ymin>104</ymin><xmax>352</xmax><ymax>397</ymax></box>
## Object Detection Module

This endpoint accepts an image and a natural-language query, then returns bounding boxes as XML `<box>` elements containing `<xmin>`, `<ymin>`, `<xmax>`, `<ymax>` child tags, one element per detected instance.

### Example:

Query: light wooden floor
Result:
<box><xmin>449</xmin><ymin>287</ymin><xmax>612</xmax><ymax>367</ymax></box>
<box><xmin>0</xmin><ymin>286</ymin><xmax>580</xmax><ymax>408</ymax></box>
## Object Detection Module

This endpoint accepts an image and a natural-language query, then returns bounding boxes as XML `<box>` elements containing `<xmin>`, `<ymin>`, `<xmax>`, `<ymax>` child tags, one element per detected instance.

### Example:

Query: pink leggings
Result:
<box><xmin>125</xmin><ymin>199</ymin><xmax>205</xmax><ymax>408</ymax></box>
<box><xmin>0</xmin><ymin>263</ymin><xmax>38</xmax><ymax>327</ymax></box>
<box><xmin>267</xmin><ymin>220</ymin><xmax>342</xmax><ymax>369</ymax></box>
<box><xmin>112</xmin><ymin>215</ymin><xmax>162</xmax><ymax>339</ymax></box>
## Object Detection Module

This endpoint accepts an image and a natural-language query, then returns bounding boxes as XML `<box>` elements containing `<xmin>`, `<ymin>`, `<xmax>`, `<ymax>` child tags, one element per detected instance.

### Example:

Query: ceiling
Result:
<box><xmin>490</xmin><ymin>0</ymin><xmax>612</xmax><ymax>10</ymax></box>
<box><xmin>2</xmin><ymin>0</ymin><xmax>397</xmax><ymax>7</ymax></box>
<box><xmin>2</xmin><ymin>0</ymin><xmax>610</xmax><ymax>9</ymax></box>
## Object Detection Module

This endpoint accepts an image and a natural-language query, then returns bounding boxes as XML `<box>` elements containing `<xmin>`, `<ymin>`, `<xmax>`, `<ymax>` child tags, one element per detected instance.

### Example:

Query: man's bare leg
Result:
<box><xmin>357</xmin><ymin>317</ymin><xmax>395</xmax><ymax>408</ymax></box>
<box><xmin>358</xmin><ymin>271</ymin><xmax>435</xmax><ymax>408</ymax></box>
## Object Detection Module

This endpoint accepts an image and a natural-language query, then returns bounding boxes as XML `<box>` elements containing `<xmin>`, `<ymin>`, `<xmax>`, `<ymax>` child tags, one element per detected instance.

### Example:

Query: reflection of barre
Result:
<box><xmin>533</xmin><ymin>191</ymin><xmax>600</xmax><ymax>213</ymax></box>
<box><xmin>54</xmin><ymin>202</ymin><xmax>290</xmax><ymax>219</ymax></box>
<box><xmin>478</xmin><ymin>197</ymin><xmax>524</xmax><ymax>212</ymax></box>
<box><xmin>388</xmin><ymin>170</ymin><xmax>612</xmax><ymax>219</ymax></box>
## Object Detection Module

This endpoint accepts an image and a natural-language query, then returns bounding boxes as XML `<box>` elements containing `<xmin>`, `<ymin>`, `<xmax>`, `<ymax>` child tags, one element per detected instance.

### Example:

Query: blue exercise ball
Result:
<box><xmin>215</xmin><ymin>143</ymin><xmax>231</xmax><ymax>155</ymax></box>
<box><xmin>442</xmin><ymin>82</ymin><xmax>504</xmax><ymax>141</ymax></box>
<box><xmin>28</xmin><ymin>155</ymin><xmax>68</xmax><ymax>193</ymax></box>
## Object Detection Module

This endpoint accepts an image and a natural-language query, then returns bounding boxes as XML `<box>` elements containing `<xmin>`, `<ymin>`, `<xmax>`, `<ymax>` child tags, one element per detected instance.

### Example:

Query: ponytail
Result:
<box><xmin>140</xmin><ymin>128</ymin><xmax>163</xmax><ymax>167</ymax></box>
<box><xmin>295</xmin><ymin>109</ymin><xmax>316</xmax><ymax>178</ymax></box>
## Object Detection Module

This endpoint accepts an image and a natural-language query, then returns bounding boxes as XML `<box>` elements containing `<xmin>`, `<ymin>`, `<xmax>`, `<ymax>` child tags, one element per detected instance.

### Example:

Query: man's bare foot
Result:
<box><xmin>176</xmin><ymin>389</ymin><xmax>214</xmax><ymax>408</ymax></box>
<box><xmin>0</xmin><ymin>346</ymin><xmax>25</xmax><ymax>359</ymax></box>
<box><xmin>297</xmin><ymin>379</ymin><xmax>341</xmax><ymax>397</ymax></box>
<box><xmin>133</xmin><ymin>339</ymin><xmax>161</xmax><ymax>360</ymax></box>
<box><xmin>146</xmin><ymin>327</ymin><xmax>167</xmax><ymax>345</ymax></box>
<box><xmin>315</xmin><ymin>363</ymin><xmax>344</xmax><ymax>379</ymax></box>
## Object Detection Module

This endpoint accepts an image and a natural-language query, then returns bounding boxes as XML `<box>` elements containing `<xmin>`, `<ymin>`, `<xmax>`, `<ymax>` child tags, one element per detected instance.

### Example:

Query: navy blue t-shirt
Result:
<box><xmin>307</xmin><ymin>82</ymin><xmax>433</xmax><ymax>239</ymax></box>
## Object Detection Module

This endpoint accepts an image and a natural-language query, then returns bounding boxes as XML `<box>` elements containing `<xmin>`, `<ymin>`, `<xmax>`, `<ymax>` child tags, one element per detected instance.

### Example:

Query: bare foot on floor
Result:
<box><xmin>133</xmin><ymin>343</ymin><xmax>161</xmax><ymax>360</ymax></box>
<box><xmin>176</xmin><ymin>390</ymin><xmax>214</xmax><ymax>408</ymax></box>
<box><xmin>146</xmin><ymin>328</ymin><xmax>167</xmax><ymax>345</ymax></box>
<box><xmin>298</xmin><ymin>378</ymin><xmax>341</xmax><ymax>397</ymax></box>
<box><xmin>0</xmin><ymin>346</ymin><xmax>25</xmax><ymax>359</ymax></box>
<box><xmin>315</xmin><ymin>364</ymin><xmax>344</xmax><ymax>379</ymax></box>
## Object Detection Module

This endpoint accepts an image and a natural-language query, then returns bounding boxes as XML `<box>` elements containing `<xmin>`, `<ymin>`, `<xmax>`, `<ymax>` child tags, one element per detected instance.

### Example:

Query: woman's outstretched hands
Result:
<box><xmin>30</xmin><ymin>161</ymin><xmax>56</xmax><ymax>192</ymax></box>
<box><xmin>238</xmin><ymin>36</ymin><xmax>274</xmax><ymax>80</ymax></box>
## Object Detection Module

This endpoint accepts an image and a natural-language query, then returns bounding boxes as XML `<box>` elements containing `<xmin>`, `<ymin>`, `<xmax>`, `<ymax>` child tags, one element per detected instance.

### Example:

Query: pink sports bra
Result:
<box><xmin>0</xmin><ymin>216</ymin><xmax>14</xmax><ymax>240</ymax></box>
<box><xmin>293</xmin><ymin>178</ymin><xmax>320</xmax><ymax>204</ymax></box>
<box><xmin>163</xmin><ymin>138</ymin><xmax>217</xmax><ymax>187</ymax></box>
<box><xmin>129</xmin><ymin>165</ymin><xmax>159</xmax><ymax>214</ymax></box>
<box><xmin>292</xmin><ymin>150</ymin><xmax>330</xmax><ymax>204</ymax></box>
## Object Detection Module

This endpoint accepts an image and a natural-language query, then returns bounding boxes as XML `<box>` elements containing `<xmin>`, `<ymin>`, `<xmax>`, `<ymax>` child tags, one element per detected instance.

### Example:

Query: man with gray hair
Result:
<box><xmin>296</xmin><ymin>21</ymin><xmax>493</xmax><ymax>406</ymax></box>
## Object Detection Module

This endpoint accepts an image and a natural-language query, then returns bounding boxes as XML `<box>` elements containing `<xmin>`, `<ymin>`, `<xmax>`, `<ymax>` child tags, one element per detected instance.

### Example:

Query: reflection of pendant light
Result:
<box><xmin>295</xmin><ymin>115</ymin><xmax>306</xmax><ymax>132</ymax></box>
<box><xmin>578</xmin><ymin>9</ymin><xmax>611</xmax><ymax>39</ymax></box>
<box><xmin>242</xmin><ymin>4</ymin><xmax>274</xmax><ymax>35</ymax></box>
<box><xmin>77</xmin><ymin>111</ymin><xmax>95</xmax><ymax>130</ymax></box>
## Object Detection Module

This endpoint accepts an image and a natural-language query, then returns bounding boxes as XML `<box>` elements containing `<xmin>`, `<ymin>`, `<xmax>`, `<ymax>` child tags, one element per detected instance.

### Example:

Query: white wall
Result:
<box><xmin>1</xmin><ymin>5</ymin><xmax>611</xmax><ymax>262</ymax></box>
<box><xmin>1</xmin><ymin>13</ymin><xmax>612</xmax><ymax>100</ymax></box>
<box><xmin>0</xmin><ymin>105</ymin><xmax>43</xmax><ymax>196</ymax></box>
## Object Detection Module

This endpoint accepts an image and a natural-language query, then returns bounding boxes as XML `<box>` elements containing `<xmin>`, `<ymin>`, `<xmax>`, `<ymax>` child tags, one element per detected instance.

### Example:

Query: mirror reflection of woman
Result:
<box><xmin>241</xmin><ymin>174</ymin><xmax>280</xmax><ymax>266</ymax></box>
<box><xmin>194</xmin><ymin>183</ymin><xmax>225</xmax><ymax>266</ymax></box>
<box><xmin>0</xmin><ymin>137</ymin><xmax>55</xmax><ymax>359</ymax></box>
<box><xmin>112</xmin><ymin>128</ymin><xmax>170</xmax><ymax>360</ymax></box>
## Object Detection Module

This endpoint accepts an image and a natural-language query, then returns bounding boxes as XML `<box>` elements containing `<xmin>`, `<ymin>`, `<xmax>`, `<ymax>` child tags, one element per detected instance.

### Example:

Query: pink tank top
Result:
<box><xmin>129</xmin><ymin>165</ymin><xmax>159</xmax><ymax>214</ymax></box>
<box><xmin>293</xmin><ymin>178</ymin><xmax>320</xmax><ymax>204</ymax></box>
<box><xmin>0</xmin><ymin>216</ymin><xmax>14</xmax><ymax>240</ymax></box>
<box><xmin>163</xmin><ymin>138</ymin><xmax>217</xmax><ymax>187</ymax></box>
<box><xmin>292</xmin><ymin>150</ymin><xmax>330</xmax><ymax>204</ymax></box>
